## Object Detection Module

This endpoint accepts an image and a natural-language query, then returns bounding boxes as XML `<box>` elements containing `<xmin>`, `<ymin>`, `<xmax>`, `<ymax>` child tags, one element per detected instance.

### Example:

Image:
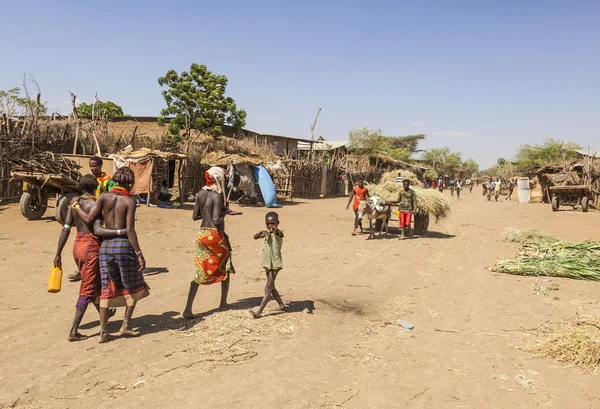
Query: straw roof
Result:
<box><xmin>112</xmin><ymin>147</ymin><xmax>187</xmax><ymax>161</ymax></box>
<box><xmin>200</xmin><ymin>151</ymin><xmax>265</xmax><ymax>166</ymax></box>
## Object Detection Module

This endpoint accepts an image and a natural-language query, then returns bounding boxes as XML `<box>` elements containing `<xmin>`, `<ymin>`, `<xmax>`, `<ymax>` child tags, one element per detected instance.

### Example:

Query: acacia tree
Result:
<box><xmin>348</xmin><ymin>127</ymin><xmax>414</xmax><ymax>162</ymax></box>
<box><xmin>158</xmin><ymin>63</ymin><xmax>247</xmax><ymax>148</ymax></box>
<box><xmin>78</xmin><ymin>100</ymin><xmax>125</xmax><ymax>117</ymax></box>
<box><xmin>421</xmin><ymin>147</ymin><xmax>476</xmax><ymax>178</ymax></box>
<box><xmin>515</xmin><ymin>138</ymin><xmax>581</xmax><ymax>171</ymax></box>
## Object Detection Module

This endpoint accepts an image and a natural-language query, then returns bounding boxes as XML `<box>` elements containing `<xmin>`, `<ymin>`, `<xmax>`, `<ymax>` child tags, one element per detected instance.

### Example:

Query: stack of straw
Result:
<box><xmin>379</xmin><ymin>169</ymin><xmax>420</xmax><ymax>185</ymax></box>
<box><xmin>369</xmin><ymin>182</ymin><xmax>451</xmax><ymax>221</ymax></box>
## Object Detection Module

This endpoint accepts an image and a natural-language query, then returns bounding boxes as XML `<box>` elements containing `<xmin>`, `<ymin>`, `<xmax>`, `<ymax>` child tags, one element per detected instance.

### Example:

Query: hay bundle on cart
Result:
<box><xmin>368</xmin><ymin>182</ymin><xmax>451</xmax><ymax>235</ymax></box>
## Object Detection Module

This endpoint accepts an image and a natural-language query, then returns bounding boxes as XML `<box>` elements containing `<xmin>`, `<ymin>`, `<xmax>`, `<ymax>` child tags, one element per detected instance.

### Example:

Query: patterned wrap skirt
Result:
<box><xmin>193</xmin><ymin>227</ymin><xmax>235</xmax><ymax>285</ymax></box>
<box><xmin>72</xmin><ymin>232</ymin><xmax>101</xmax><ymax>299</ymax></box>
<box><xmin>99</xmin><ymin>237</ymin><xmax>149</xmax><ymax>308</ymax></box>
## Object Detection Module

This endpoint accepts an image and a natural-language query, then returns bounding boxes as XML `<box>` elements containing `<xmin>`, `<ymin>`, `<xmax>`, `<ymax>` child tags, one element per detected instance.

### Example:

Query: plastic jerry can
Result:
<box><xmin>48</xmin><ymin>266</ymin><xmax>63</xmax><ymax>293</ymax></box>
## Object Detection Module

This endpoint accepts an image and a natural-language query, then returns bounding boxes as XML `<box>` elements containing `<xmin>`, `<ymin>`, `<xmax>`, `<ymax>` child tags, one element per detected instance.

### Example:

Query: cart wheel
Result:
<box><xmin>19</xmin><ymin>190</ymin><xmax>48</xmax><ymax>220</ymax></box>
<box><xmin>551</xmin><ymin>196</ymin><xmax>559</xmax><ymax>212</ymax></box>
<box><xmin>581</xmin><ymin>196</ymin><xmax>589</xmax><ymax>213</ymax></box>
<box><xmin>413</xmin><ymin>213</ymin><xmax>430</xmax><ymax>236</ymax></box>
<box><xmin>55</xmin><ymin>193</ymin><xmax>78</xmax><ymax>224</ymax></box>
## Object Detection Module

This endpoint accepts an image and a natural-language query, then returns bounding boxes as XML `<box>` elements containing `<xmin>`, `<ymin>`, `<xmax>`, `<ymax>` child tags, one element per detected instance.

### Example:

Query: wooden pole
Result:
<box><xmin>309</xmin><ymin>107</ymin><xmax>322</xmax><ymax>161</ymax></box>
<box><xmin>91</xmin><ymin>93</ymin><xmax>102</xmax><ymax>156</ymax></box>
<box><xmin>69</xmin><ymin>92</ymin><xmax>79</xmax><ymax>154</ymax></box>
<box><xmin>147</xmin><ymin>158</ymin><xmax>153</xmax><ymax>207</ymax></box>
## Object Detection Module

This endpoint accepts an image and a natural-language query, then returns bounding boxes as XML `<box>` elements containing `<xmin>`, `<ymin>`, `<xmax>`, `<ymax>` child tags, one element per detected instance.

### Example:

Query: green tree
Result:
<box><xmin>387</xmin><ymin>134</ymin><xmax>425</xmax><ymax>154</ymax></box>
<box><xmin>78</xmin><ymin>100</ymin><xmax>125</xmax><ymax>117</ymax></box>
<box><xmin>348</xmin><ymin>127</ymin><xmax>412</xmax><ymax>162</ymax></box>
<box><xmin>515</xmin><ymin>138</ymin><xmax>581</xmax><ymax>171</ymax></box>
<box><xmin>461</xmin><ymin>158</ymin><xmax>479</xmax><ymax>178</ymax></box>
<box><xmin>158</xmin><ymin>63</ymin><xmax>247</xmax><ymax>147</ymax></box>
<box><xmin>421</xmin><ymin>147</ymin><xmax>466</xmax><ymax>177</ymax></box>
<box><xmin>497</xmin><ymin>157</ymin><xmax>506</xmax><ymax>167</ymax></box>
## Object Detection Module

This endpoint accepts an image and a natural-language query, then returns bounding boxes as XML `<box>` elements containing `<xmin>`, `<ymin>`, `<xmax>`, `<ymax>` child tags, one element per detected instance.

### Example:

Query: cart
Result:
<box><xmin>374</xmin><ymin>211</ymin><xmax>430</xmax><ymax>236</ymax></box>
<box><xmin>549</xmin><ymin>185</ymin><xmax>592</xmax><ymax>212</ymax></box>
<box><xmin>12</xmin><ymin>172</ymin><xmax>82</xmax><ymax>224</ymax></box>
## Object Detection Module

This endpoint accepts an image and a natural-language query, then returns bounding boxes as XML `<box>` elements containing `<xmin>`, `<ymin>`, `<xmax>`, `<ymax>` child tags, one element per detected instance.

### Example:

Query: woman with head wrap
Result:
<box><xmin>183</xmin><ymin>166</ymin><xmax>235</xmax><ymax>319</ymax></box>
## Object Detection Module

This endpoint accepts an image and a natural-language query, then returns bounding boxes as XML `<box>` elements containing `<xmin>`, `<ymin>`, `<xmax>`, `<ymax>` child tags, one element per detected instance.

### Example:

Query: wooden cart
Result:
<box><xmin>11</xmin><ymin>171</ymin><xmax>82</xmax><ymax>223</ymax></box>
<box><xmin>374</xmin><ymin>211</ymin><xmax>430</xmax><ymax>236</ymax></box>
<box><xmin>550</xmin><ymin>185</ymin><xmax>592</xmax><ymax>212</ymax></box>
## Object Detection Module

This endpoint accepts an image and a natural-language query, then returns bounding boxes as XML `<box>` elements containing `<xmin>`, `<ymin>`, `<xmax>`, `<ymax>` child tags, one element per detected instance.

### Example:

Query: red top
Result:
<box><xmin>353</xmin><ymin>186</ymin><xmax>369</xmax><ymax>210</ymax></box>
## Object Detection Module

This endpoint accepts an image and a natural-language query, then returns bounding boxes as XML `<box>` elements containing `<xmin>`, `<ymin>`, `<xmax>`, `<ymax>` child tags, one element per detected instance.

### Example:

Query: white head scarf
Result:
<box><xmin>202</xmin><ymin>166</ymin><xmax>226</xmax><ymax>204</ymax></box>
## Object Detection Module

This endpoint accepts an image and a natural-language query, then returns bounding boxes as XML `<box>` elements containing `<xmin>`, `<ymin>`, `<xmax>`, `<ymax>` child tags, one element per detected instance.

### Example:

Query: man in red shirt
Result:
<box><xmin>346</xmin><ymin>180</ymin><xmax>370</xmax><ymax>235</ymax></box>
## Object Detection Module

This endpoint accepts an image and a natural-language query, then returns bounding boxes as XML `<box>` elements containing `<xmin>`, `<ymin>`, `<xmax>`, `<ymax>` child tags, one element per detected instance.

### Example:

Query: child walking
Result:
<box><xmin>250</xmin><ymin>212</ymin><xmax>286</xmax><ymax>319</ymax></box>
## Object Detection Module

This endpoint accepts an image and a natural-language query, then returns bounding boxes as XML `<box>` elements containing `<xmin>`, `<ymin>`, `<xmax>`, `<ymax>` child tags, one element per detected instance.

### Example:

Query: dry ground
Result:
<box><xmin>1</xmin><ymin>189</ymin><xmax>600</xmax><ymax>408</ymax></box>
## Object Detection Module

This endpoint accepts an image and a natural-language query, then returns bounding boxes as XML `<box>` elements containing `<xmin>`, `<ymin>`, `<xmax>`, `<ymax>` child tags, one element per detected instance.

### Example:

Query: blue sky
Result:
<box><xmin>2</xmin><ymin>0</ymin><xmax>599</xmax><ymax>168</ymax></box>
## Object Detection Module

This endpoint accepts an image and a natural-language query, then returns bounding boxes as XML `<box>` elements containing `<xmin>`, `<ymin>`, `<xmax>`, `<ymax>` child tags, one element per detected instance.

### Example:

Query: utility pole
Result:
<box><xmin>309</xmin><ymin>107</ymin><xmax>322</xmax><ymax>161</ymax></box>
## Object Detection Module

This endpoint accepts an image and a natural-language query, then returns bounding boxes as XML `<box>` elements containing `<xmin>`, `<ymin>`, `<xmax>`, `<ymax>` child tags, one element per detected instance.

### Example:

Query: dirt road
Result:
<box><xmin>1</xmin><ymin>190</ymin><xmax>600</xmax><ymax>408</ymax></box>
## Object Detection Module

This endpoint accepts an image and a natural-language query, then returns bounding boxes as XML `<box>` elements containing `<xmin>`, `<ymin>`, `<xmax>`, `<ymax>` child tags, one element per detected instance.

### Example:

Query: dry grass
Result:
<box><xmin>380</xmin><ymin>169</ymin><xmax>419</xmax><ymax>185</ymax></box>
<box><xmin>502</xmin><ymin>228</ymin><xmax>557</xmax><ymax>244</ymax></box>
<box><xmin>528</xmin><ymin>319</ymin><xmax>600</xmax><ymax>372</ymax></box>
<box><xmin>369</xmin><ymin>182</ymin><xmax>451</xmax><ymax>221</ymax></box>
<box><xmin>164</xmin><ymin>308</ymin><xmax>306</xmax><ymax>367</ymax></box>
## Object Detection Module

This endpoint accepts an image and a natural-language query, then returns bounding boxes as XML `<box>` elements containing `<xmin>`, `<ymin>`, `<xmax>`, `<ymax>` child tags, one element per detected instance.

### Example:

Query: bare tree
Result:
<box><xmin>22</xmin><ymin>74</ymin><xmax>42</xmax><ymax>149</ymax></box>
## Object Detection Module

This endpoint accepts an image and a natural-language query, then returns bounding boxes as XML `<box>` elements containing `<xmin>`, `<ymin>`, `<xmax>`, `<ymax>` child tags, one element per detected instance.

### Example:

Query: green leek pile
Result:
<box><xmin>492</xmin><ymin>229</ymin><xmax>600</xmax><ymax>281</ymax></box>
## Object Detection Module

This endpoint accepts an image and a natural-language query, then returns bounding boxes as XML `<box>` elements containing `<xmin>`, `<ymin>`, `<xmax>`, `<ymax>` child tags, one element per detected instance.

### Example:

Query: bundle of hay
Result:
<box><xmin>491</xmin><ymin>233</ymin><xmax>600</xmax><ymax>280</ymax></box>
<box><xmin>501</xmin><ymin>228</ymin><xmax>557</xmax><ymax>244</ymax></box>
<box><xmin>369</xmin><ymin>182</ymin><xmax>451</xmax><ymax>221</ymax></box>
<box><xmin>380</xmin><ymin>169</ymin><xmax>420</xmax><ymax>185</ymax></box>
<box><xmin>528</xmin><ymin>319</ymin><xmax>600</xmax><ymax>372</ymax></box>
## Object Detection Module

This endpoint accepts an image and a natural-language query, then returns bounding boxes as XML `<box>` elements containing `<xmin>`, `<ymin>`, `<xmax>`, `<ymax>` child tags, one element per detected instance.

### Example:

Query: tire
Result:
<box><xmin>581</xmin><ymin>196</ymin><xmax>589</xmax><ymax>212</ymax></box>
<box><xmin>19</xmin><ymin>190</ymin><xmax>48</xmax><ymax>220</ymax></box>
<box><xmin>413</xmin><ymin>213</ymin><xmax>430</xmax><ymax>236</ymax></box>
<box><xmin>551</xmin><ymin>196</ymin><xmax>559</xmax><ymax>212</ymax></box>
<box><xmin>55</xmin><ymin>193</ymin><xmax>78</xmax><ymax>224</ymax></box>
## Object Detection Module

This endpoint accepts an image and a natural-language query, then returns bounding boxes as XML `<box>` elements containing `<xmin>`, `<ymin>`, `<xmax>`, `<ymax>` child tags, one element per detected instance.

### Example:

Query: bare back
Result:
<box><xmin>193</xmin><ymin>190</ymin><xmax>224</xmax><ymax>229</ymax></box>
<box><xmin>70</xmin><ymin>198</ymin><xmax>96</xmax><ymax>234</ymax></box>
<box><xmin>99</xmin><ymin>193</ymin><xmax>132</xmax><ymax>229</ymax></box>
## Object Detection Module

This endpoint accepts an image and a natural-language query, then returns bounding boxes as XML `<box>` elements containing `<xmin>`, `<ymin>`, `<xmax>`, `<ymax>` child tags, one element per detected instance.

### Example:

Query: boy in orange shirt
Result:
<box><xmin>346</xmin><ymin>180</ymin><xmax>370</xmax><ymax>235</ymax></box>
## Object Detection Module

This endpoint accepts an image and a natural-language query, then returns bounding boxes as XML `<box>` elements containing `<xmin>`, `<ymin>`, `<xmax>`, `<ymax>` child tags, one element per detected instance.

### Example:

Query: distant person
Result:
<box><xmin>455</xmin><ymin>178</ymin><xmax>462</xmax><ymax>199</ymax></box>
<box><xmin>69</xmin><ymin>156</ymin><xmax>117</xmax><ymax>283</ymax></box>
<box><xmin>431</xmin><ymin>180</ymin><xmax>436</xmax><ymax>189</ymax></box>
<box><xmin>158</xmin><ymin>180</ymin><xmax>172</xmax><ymax>202</ymax></box>
<box><xmin>346</xmin><ymin>180</ymin><xmax>369</xmax><ymax>235</ymax></box>
<box><xmin>336</xmin><ymin>175</ymin><xmax>343</xmax><ymax>196</ymax></box>
<box><xmin>397</xmin><ymin>179</ymin><xmax>417</xmax><ymax>239</ymax></box>
<box><xmin>395</xmin><ymin>172</ymin><xmax>404</xmax><ymax>184</ymax></box>
<box><xmin>72</xmin><ymin>167</ymin><xmax>150</xmax><ymax>343</ymax></box>
<box><xmin>466</xmin><ymin>178</ymin><xmax>473</xmax><ymax>193</ymax></box>
<box><xmin>506</xmin><ymin>179</ymin><xmax>516</xmax><ymax>201</ymax></box>
<box><xmin>486</xmin><ymin>178</ymin><xmax>494</xmax><ymax>201</ymax></box>
<box><xmin>449</xmin><ymin>178</ymin><xmax>455</xmax><ymax>196</ymax></box>
<box><xmin>494</xmin><ymin>178</ymin><xmax>502</xmax><ymax>201</ymax></box>
<box><xmin>437</xmin><ymin>177</ymin><xmax>444</xmax><ymax>192</ymax></box>
<box><xmin>250</xmin><ymin>212</ymin><xmax>286</xmax><ymax>319</ymax></box>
